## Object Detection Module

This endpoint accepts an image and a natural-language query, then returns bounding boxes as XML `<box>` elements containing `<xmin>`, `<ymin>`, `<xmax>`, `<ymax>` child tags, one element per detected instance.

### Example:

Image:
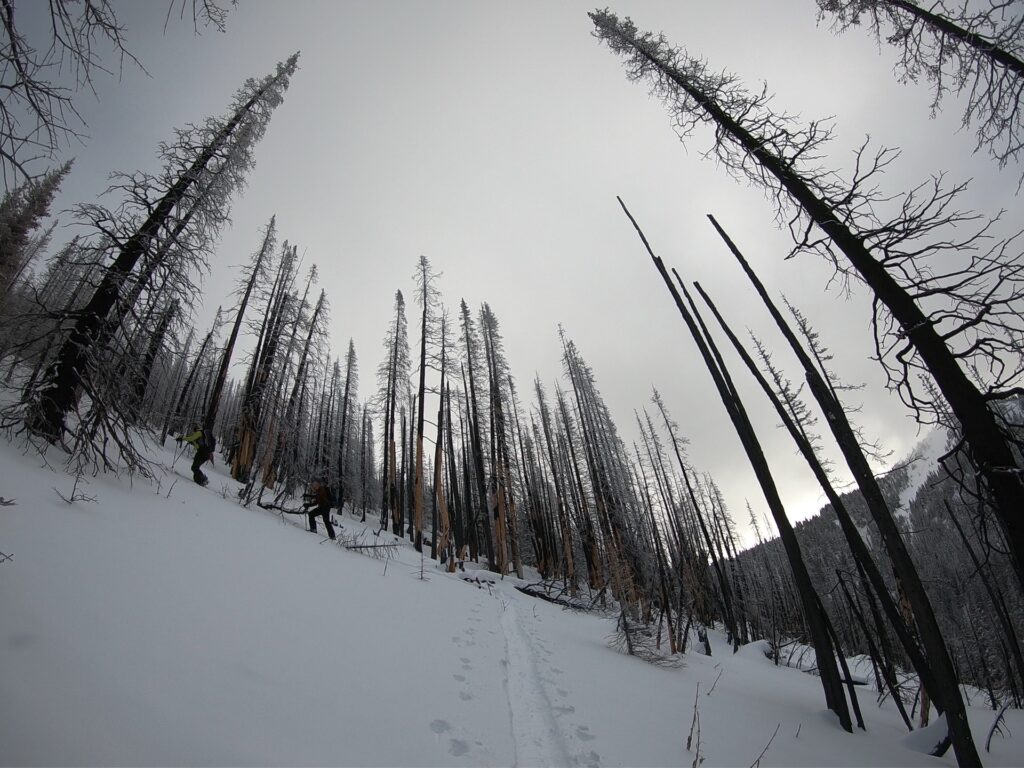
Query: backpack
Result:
<box><xmin>200</xmin><ymin>430</ymin><xmax>215</xmax><ymax>453</ymax></box>
<box><xmin>324</xmin><ymin>485</ymin><xmax>337</xmax><ymax>508</ymax></box>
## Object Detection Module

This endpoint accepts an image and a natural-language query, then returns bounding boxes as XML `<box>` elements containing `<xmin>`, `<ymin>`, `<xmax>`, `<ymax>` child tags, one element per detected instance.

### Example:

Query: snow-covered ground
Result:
<box><xmin>1</xmin><ymin>437</ymin><xmax>1020</xmax><ymax>766</ymax></box>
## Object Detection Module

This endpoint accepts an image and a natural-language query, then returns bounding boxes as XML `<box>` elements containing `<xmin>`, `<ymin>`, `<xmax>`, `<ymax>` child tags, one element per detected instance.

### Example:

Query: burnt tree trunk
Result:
<box><xmin>204</xmin><ymin>223</ymin><xmax>275</xmax><ymax>433</ymax></box>
<box><xmin>27</xmin><ymin>74</ymin><xmax>287</xmax><ymax>440</ymax></box>
<box><xmin>620</xmin><ymin>198</ymin><xmax>853</xmax><ymax>733</ymax></box>
<box><xmin>706</xmin><ymin>216</ymin><xmax>977</xmax><ymax>762</ymax></box>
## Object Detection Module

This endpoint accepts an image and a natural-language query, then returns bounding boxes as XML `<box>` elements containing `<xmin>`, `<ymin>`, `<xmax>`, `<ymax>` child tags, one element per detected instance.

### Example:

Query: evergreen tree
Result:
<box><xmin>481</xmin><ymin>302</ymin><xmax>519</xmax><ymax>576</ymax></box>
<box><xmin>0</xmin><ymin>162</ymin><xmax>71</xmax><ymax>303</ymax></box>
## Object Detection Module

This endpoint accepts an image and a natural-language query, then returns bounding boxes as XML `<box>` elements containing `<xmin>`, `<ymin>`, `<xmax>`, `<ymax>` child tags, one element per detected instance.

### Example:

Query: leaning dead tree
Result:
<box><xmin>591</xmin><ymin>10</ymin><xmax>1024</xmax><ymax>614</ymax></box>
<box><xmin>692</xmin><ymin>249</ymin><xmax>974</xmax><ymax>757</ymax></box>
<box><xmin>817</xmin><ymin>0</ymin><xmax>1024</xmax><ymax>178</ymax></box>
<box><xmin>22</xmin><ymin>54</ymin><xmax>298</xmax><ymax>449</ymax></box>
<box><xmin>618</xmin><ymin>197</ymin><xmax>854</xmax><ymax>734</ymax></box>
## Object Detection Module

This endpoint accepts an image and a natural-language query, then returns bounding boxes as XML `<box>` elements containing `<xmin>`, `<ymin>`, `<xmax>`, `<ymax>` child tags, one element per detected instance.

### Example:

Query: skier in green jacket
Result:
<box><xmin>179</xmin><ymin>427</ymin><xmax>215</xmax><ymax>486</ymax></box>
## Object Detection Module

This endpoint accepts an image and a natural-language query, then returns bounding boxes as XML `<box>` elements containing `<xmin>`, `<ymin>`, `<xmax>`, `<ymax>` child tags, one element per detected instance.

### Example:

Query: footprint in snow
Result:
<box><xmin>576</xmin><ymin>725</ymin><xmax>596</xmax><ymax>742</ymax></box>
<box><xmin>453</xmin><ymin>673</ymin><xmax>466</xmax><ymax>682</ymax></box>
<box><xmin>449</xmin><ymin>739</ymin><xmax>469</xmax><ymax>757</ymax></box>
<box><xmin>430</xmin><ymin>719</ymin><xmax>451</xmax><ymax>735</ymax></box>
<box><xmin>554</xmin><ymin>704</ymin><xmax>576</xmax><ymax>715</ymax></box>
<box><xmin>459</xmin><ymin>691</ymin><xmax>473</xmax><ymax>701</ymax></box>
<box><xmin>572</xmin><ymin>750</ymin><xmax>601</xmax><ymax>767</ymax></box>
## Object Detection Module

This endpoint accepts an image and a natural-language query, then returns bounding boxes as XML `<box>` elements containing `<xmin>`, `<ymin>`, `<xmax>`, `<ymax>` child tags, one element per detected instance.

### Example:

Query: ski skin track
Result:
<box><xmin>498</xmin><ymin>592</ymin><xmax>572</xmax><ymax>768</ymax></box>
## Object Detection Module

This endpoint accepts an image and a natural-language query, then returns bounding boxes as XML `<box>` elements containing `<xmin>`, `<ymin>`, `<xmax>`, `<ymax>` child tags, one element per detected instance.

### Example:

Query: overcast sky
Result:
<box><xmin>23</xmin><ymin>0</ymin><xmax>1022</xmax><ymax>545</ymax></box>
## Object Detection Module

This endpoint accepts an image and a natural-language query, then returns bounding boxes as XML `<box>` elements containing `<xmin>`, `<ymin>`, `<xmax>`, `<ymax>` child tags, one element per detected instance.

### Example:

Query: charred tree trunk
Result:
<box><xmin>461</xmin><ymin>305</ymin><xmax>495</xmax><ymax>570</ymax></box>
<box><xmin>204</xmin><ymin>222</ymin><xmax>275</xmax><ymax>433</ymax></box>
<box><xmin>26</xmin><ymin>71</ymin><xmax>290</xmax><ymax>440</ymax></box>
<box><xmin>127</xmin><ymin>300</ymin><xmax>176</xmax><ymax>423</ymax></box>
<box><xmin>706</xmin><ymin>216</ymin><xmax>977</xmax><ymax>761</ymax></box>
<box><xmin>336</xmin><ymin>340</ymin><xmax>357</xmax><ymax>511</ymax></box>
<box><xmin>620</xmin><ymin>198</ymin><xmax>852</xmax><ymax>732</ymax></box>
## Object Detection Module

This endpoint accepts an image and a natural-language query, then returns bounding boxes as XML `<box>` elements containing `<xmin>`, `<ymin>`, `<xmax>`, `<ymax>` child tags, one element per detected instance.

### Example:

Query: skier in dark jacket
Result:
<box><xmin>180</xmin><ymin>427</ymin><xmax>215</xmax><ymax>486</ymax></box>
<box><xmin>302</xmin><ymin>480</ymin><xmax>336</xmax><ymax>540</ymax></box>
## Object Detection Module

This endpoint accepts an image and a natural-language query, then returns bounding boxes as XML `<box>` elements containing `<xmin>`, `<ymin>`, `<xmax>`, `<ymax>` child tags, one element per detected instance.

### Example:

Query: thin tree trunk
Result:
<box><xmin>705</xmin><ymin>216</ymin><xmax>977</xmax><ymax>761</ymax></box>
<box><xmin>620</xmin><ymin>198</ymin><xmax>852</xmax><ymax>732</ymax></box>
<box><xmin>204</xmin><ymin>223</ymin><xmax>275</xmax><ymax>432</ymax></box>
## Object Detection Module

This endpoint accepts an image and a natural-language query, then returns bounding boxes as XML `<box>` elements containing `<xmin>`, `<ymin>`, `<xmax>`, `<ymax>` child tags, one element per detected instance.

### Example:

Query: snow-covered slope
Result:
<box><xmin>1</xmin><ymin>438</ymin><xmax>1020</xmax><ymax>766</ymax></box>
<box><xmin>895</xmin><ymin>427</ymin><xmax>952</xmax><ymax>522</ymax></box>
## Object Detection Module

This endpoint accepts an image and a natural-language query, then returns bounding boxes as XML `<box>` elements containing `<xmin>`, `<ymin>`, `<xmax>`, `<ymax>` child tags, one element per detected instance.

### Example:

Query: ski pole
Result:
<box><xmin>171</xmin><ymin>440</ymin><xmax>187</xmax><ymax>469</ymax></box>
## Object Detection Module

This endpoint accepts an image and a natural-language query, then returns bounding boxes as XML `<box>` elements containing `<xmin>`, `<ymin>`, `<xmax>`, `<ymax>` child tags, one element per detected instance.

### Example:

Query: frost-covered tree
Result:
<box><xmin>23</xmin><ymin>54</ymin><xmax>298</xmax><ymax>445</ymax></box>
<box><xmin>0</xmin><ymin>162</ymin><xmax>71</xmax><ymax>302</ymax></box>
<box><xmin>458</xmin><ymin>298</ymin><xmax>494</xmax><ymax>567</ymax></box>
<box><xmin>481</xmin><ymin>302</ymin><xmax>520</xmax><ymax>576</ymax></box>
<box><xmin>205</xmin><ymin>218</ymin><xmax>276</xmax><ymax>434</ymax></box>
<box><xmin>267</xmin><ymin>287</ymin><xmax>328</xmax><ymax>493</ymax></box>
<box><xmin>377</xmin><ymin>290</ymin><xmax>410</xmax><ymax>534</ymax></box>
<box><xmin>335</xmin><ymin>338</ymin><xmax>359</xmax><ymax>509</ymax></box>
<box><xmin>0</xmin><ymin>0</ymin><xmax>234</xmax><ymax>188</ymax></box>
<box><xmin>231</xmin><ymin>241</ymin><xmax>297</xmax><ymax>481</ymax></box>
<box><xmin>817</xmin><ymin>0</ymin><xmax>1024</xmax><ymax>177</ymax></box>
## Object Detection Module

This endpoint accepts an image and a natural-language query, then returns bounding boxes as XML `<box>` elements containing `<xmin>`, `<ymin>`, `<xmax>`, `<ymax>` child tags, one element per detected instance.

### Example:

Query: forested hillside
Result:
<box><xmin>737</xmin><ymin>423</ymin><xmax>1024</xmax><ymax>722</ymax></box>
